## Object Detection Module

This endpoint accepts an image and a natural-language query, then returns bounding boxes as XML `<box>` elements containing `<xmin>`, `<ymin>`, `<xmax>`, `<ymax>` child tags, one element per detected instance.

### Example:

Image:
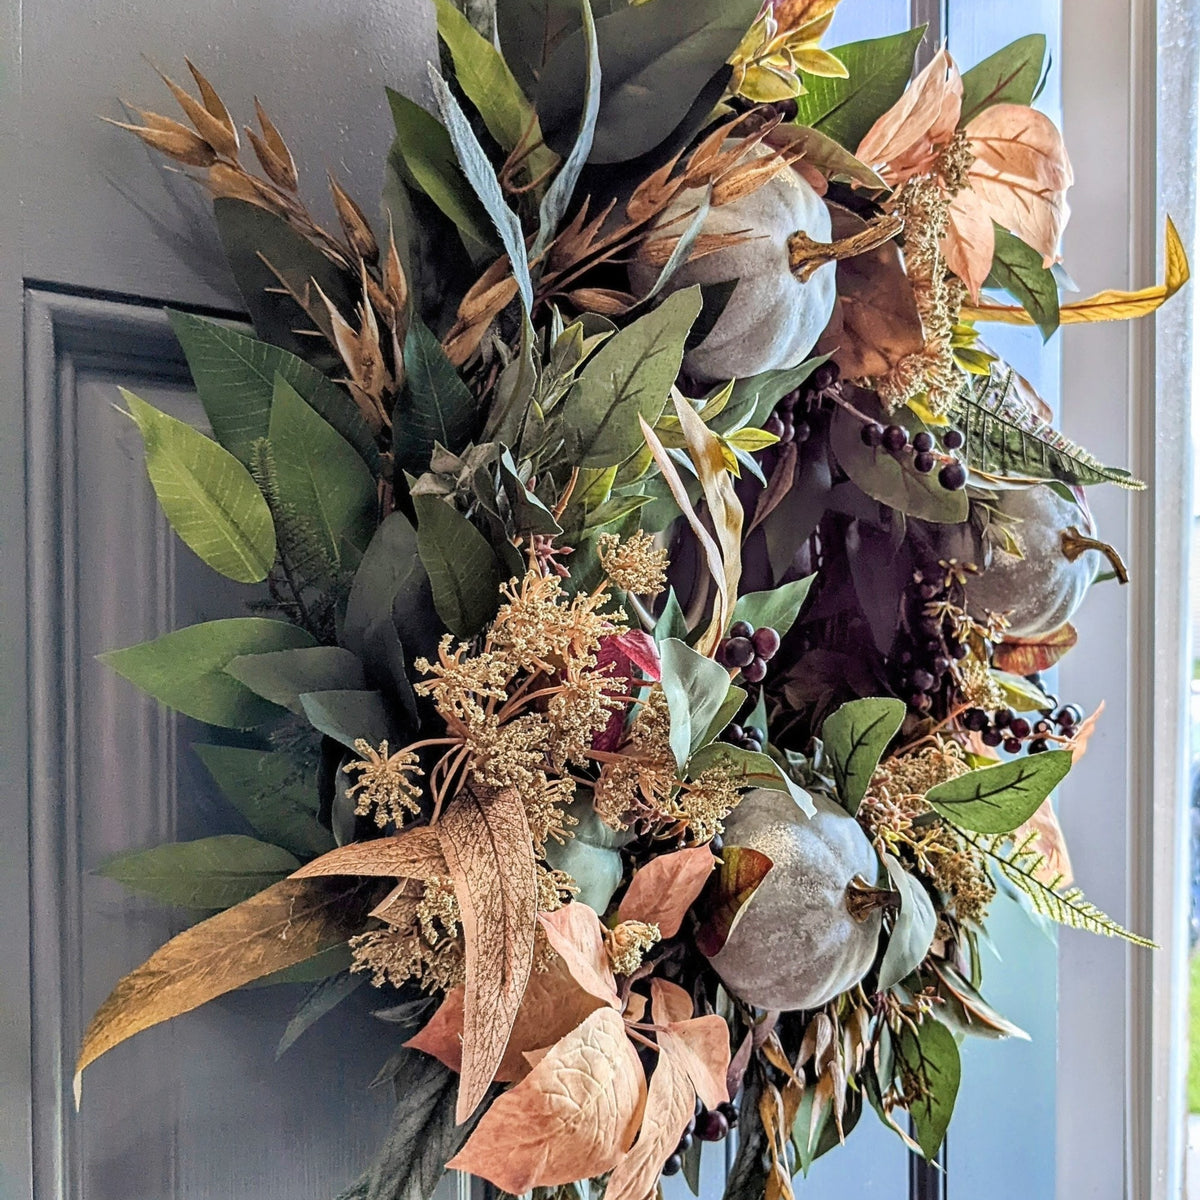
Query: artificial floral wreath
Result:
<box><xmin>78</xmin><ymin>0</ymin><xmax>1189</xmax><ymax>1195</ymax></box>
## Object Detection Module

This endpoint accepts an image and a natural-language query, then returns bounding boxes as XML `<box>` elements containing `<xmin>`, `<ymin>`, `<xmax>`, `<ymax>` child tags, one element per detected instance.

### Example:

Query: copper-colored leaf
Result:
<box><xmin>292</xmin><ymin>826</ymin><xmax>446</xmax><ymax>881</ymax></box>
<box><xmin>652</xmin><ymin>980</ymin><xmax>731</xmax><ymax>1110</ymax></box>
<box><xmin>438</xmin><ymin>787</ymin><xmax>539</xmax><ymax>1123</ymax></box>
<box><xmin>563</xmin><ymin>287</ymin><xmax>637</xmax><ymax>315</ymax></box>
<box><xmin>1069</xmin><ymin>700</ymin><xmax>1105</xmax><ymax>764</ymax></box>
<box><xmin>695</xmin><ymin>846</ymin><xmax>774</xmax><ymax>956</ymax></box>
<box><xmin>942</xmin><ymin>185</ymin><xmax>997</xmax><ymax>301</ymax></box>
<box><xmin>992</xmin><ymin>623</ymin><xmax>1078</xmax><ymax>675</ymax></box>
<box><xmin>444</xmin><ymin>260</ymin><xmax>520</xmax><ymax>366</ymax></box>
<box><xmin>76</xmin><ymin>878</ymin><xmax>369</xmax><ymax>1099</ymax></box>
<box><xmin>446</xmin><ymin>1007</ymin><xmax>647</xmax><ymax>1190</ymax></box>
<box><xmin>618</xmin><ymin>847</ymin><xmax>717</xmax><ymax>938</ymax></box>
<box><xmin>538</xmin><ymin>902</ymin><xmax>619</xmax><ymax>1007</ymax></box>
<box><xmin>329</xmin><ymin>173</ymin><xmax>380</xmax><ymax>264</ymax></box>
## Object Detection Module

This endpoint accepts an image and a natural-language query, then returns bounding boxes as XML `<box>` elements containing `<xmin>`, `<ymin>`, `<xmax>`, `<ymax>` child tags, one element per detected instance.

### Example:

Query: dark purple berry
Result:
<box><xmin>933</xmin><ymin>655</ymin><xmax>952</xmax><ymax>675</ymax></box>
<box><xmin>780</xmin><ymin>419</ymin><xmax>796</xmax><ymax>444</ymax></box>
<box><xmin>764</xmin><ymin>413</ymin><xmax>786</xmax><ymax>438</ymax></box>
<box><xmin>1029</xmin><ymin>738</ymin><xmax>1051</xmax><ymax>754</ymax></box>
<box><xmin>724</xmin><ymin>637</ymin><xmax>756</xmax><ymax>668</ymax></box>
<box><xmin>793</xmin><ymin>420</ymin><xmax>812</xmax><ymax>443</ymax></box>
<box><xmin>695</xmin><ymin>1097</ymin><xmax>705</xmax><ymax>1117</ymax></box>
<box><xmin>1009</xmin><ymin>717</ymin><xmax>1032</xmax><ymax>739</ymax></box>
<box><xmin>696</xmin><ymin>1110</ymin><xmax>730</xmax><ymax>1142</ymax></box>
<box><xmin>752</xmin><ymin>627</ymin><xmax>781</xmax><ymax>659</ymax></box>
<box><xmin>950</xmin><ymin>641</ymin><xmax>970</xmax><ymax>660</ymax></box>
<box><xmin>994</xmin><ymin>708</ymin><xmax>1015</xmax><ymax>730</ymax></box>
<box><xmin>744</xmin><ymin>726</ymin><xmax>765</xmax><ymax>745</ymax></box>
<box><xmin>1025</xmin><ymin>672</ymin><xmax>1044</xmax><ymax>688</ymax></box>
<box><xmin>677</xmin><ymin>1130</ymin><xmax>694</xmax><ymax>1153</ymax></box>
<box><xmin>912</xmin><ymin>431</ymin><xmax>935</xmax><ymax>453</ymax></box>
<box><xmin>913</xmin><ymin>452</ymin><xmax>936</xmax><ymax>474</ymax></box>
<box><xmin>742</xmin><ymin>658</ymin><xmax>768</xmax><ymax>683</ymax></box>
<box><xmin>882</xmin><ymin>424</ymin><xmax>909</xmax><ymax>452</ymax></box>
<box><xmin>1055</xmin><ymin>705</ymin><xmax>1083</xmax><ymax>729</ymax></box>
<box><xmin>861</xmin><ymin>422</ymin><xmax>885</xmax><ymax>447</ymax></box>
<box><xmin>982</xmin><ymin>728</ymin><xmax>1004</xmax><ymax>748</ymax></box>
<box><xmin>708</xmin><ymin>834</ymin><xmax>724</xmax><ymax>856</ymax></box>
<box><xmin>1034</xmin><ymin>720</ymin><xmax>1052</xmax><ymax>736</ymax></box>
<box><xmin>910</xmin><ymin>668</ymin><xmax>936</xmax><ymax>692</ymax></box>
<box><xmin>943</xmin><ymin>428</ymin><xmax>965</xmax><ymax>450</ymax></box>
<box><xmin>1003</xmin><ymin>737</ymin><xmax>1023</xmax><ymax>754</ymax></box>
<box><xmin>812</xmin><ymin>362</ymin><xmax>839</xmax><ymax>390</ymax></box>
<box><xmin>727</xmin><ymin>723</ymin><xmax>744</xmax><ymax>743</ymax></box>
<box><xmin>919</xmin><ymin>582</ymin><xmax>940</xmax><ymax>600</ymax></box>
<box><xmin>718</xmin><ymin>1101</ymin><xmax>739</xmax><ymax>1128</ymax></box>
<box><xmin>662</xmin><ymin>1154</ymin><xmax>683</xmax><ymax>1176</ymax></box>
<box><xmin>729</xmin><ymin>620</ymin><xmax>753</xmax><ymax>639</ymax></box>
<box><xmin>910</xmin><ymin>693</ymin><xmax>933</xmax><ymax>713</ymax></box>
<box><xmin>938</xmin><ymin>461</ymin><xmax>968</xmax><ymax>491</ymax></box>
<box><xmin>963</xmin><ymin>708</ymin><xmax>989</xmax><ymax>732</ymax></box>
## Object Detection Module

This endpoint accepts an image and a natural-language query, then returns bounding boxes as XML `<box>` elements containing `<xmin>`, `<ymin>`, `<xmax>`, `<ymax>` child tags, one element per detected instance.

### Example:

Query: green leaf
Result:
<box><xmin>793</xmin><ymin>28</ymin><xmax>927</xmax><ymax>150</ymax></box>
<box><xmin>895</xmin><ymin>1018</ymin><xmax>960</xmax><ymax>1160</ymax></box>
<box><xmin>276</xmin><ymin>970</ymin><xmax>365</xmax><ymax>1058</ymax></box>
<box><xmin>396</xmin><ymin>317</ymin><xmax>481</xmax><ymax>474</ymax></box>
<box><xmin>951</xmin><ymin>365</ymin><xmax>1144</xmax><ymax>489</ymax></box>
<box><xmin>985</xmin><ymin>227</ymin><xmax>1060</xmax><ymax>340</ymax></box>
<box><xmin>427</xmin><ymin>67</ymin><xmax>535</xmax><ymax>312</ymax></box>
<box><xmin>654</xmin><ymin>587</ymin><xmax>689</xmax><ymax>645</ymax></box>
<box><xmin>701</xmin><ymin>684</ymin><xmax>748</xmax><ymax>746</ymax></box>
<box><xmin>498</xmin><ymin>448</ymin><xmax>563</xmax><ymax>536</ymax></box>
<box><xmin>386</xmin><ymin>87</ymin><xmax>496</xmax><ymax>256</ymax></box>
<box><xmin>101</xmin><ymin>619</ymin><xmax>316</xmax><ymax>728</ymax></box>
<box><xmin>543</xmin><ymin>797</ymin><xmax>629</xmax><ymax>913</ymax></box>
<box><xmin>877</xmin><ymin>853</ymin><xmax>937</xmax><ymax>991</ymax></box>
<box><xmin>730</xmin><ymin>575</ymin><xmax>815</xmax><ymax>638</ymax></box>
<box><xmin>830</xmin><ymin>398</ymin><xmax>969</xmax><ymax>523</ymax></box>
<box><xmin>925</xmin><ymin>750</ymin><xmax>1072</xmax><ymax>835</ymax></box>
<box><xmin>167</xmin><ymin>312</ymin><xmax>381</xmax><ymax>473</ymax></box>
<box><xmin>497</xmin><ymin>0</ymin><xmax>583</xmax><ymax>95</ymax></box>
<box><xmin>193</xmin><ymin>745</ymin><xmax>332</xmax><ymax>859</ymax></box>
<box><xmin>959</xmin><ymin>34</ymin><xmax>1047</xmax><ymax>125</ymax></box>
<box><xmin>413</xmin><ymin>495</ymin><xmax>503</xmax><ymax>637</ymax></box>
<box><xmin>537</xmin><ymin>0</ymin><xmax>761</xmax><ymax>164</ymax></box>
<box><xmin>268</xmin><ymin>374</ymin><xmax>377</xmax><ymax>567</ymax></box>
<box><xmin>687</xmin><ymin>743</ymin><xmax>815</xmax><ymax>815</ymax></box>
<box><xmin>299</xmin><ymin>689</ymin><xmax>396</xmax><ymax>751</ymax></box>
<box><xmin>562</xmin><ymin>287</ymin><xmax>701</xmax><ymax>468</ymax></box>
<box><xmin>226</xmin><ymin>646</ymin><xmax>366</xmax><ymax>715</ymax></box>
<box><xmin>659</xmin><ymin>637</ymin><xmax>735</xmax><ymax>769</ymax></box>
<box><xmin>715</xmin><ymin>358</ymin><xmax>828</xmax><ymax>435</ymax></box>
<box><xmin>820</xmin><ymin>697</ymin><xmax>906</xmax><ymax>816</ymax></box>
<box><xmin>97</xmin><ymin>836</ymin><xmax>300</xmax><ymax>910</ymax></box>
<box><xmin>122</xmin><ymin>390</ymin><xmax>276</xmax><ymax>584</ymax></box>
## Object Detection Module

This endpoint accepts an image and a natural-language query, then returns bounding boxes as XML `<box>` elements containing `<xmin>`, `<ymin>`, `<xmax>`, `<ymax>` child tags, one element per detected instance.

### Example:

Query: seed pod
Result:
<box><xmin>105</xmin><ymin>111</ymin><xmax>217</xmax><ymax>168</ymax></box>
<box><xmin>329</xmin><ymin>174</ymin><xmax>380</xmax><ymax>265</ymax></box>
<box><xmin>246</xmin><ymin>99</ymin><xmax>299</xmax><ymax>192</ymax></box>
<box><xmin>155</xmin><ymin>66</ymin><xmax>239</xmax><ymax>159</ymax></box>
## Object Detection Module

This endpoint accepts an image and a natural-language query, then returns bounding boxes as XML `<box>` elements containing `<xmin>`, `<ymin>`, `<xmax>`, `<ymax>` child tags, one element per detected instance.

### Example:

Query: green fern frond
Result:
<box><xmin>970</xmin><ymin>831</ymin><xmax>1156</xmax><ymax>947</ymax></box>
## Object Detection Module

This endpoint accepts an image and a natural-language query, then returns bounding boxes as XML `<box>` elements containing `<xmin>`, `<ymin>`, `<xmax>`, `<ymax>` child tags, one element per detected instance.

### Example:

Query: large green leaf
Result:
<box><xmin>193</xmin><ymin>744</ymin><xmax>332</xmax><ymax>859</ymax></box>
<box><xmin>659</xmin><ymin>637</ymin><xmax>731</xmax><ymax>769</ymax></box>
<box><xmin>729</xmin><ymin>576</ymin><xmax>815</xmax><ymax>638</ymax></box>
<box><xmin>536</xmin><ymin>0</ymin><xmax>761</xmax><ymax>164</ymax></box>
<box><xmin>100</xmin><ymin>618</ymin><xmax>316</xmax><ymax>728</ymax></box>
<box><xmin>793</xmin><ymin>28</ymin><xmax>927</xmax><ymax>151</ymax></box>
<box><xmin>561</xmin><ymin>287</ymin><xmax>701</xmax><ymax>467</ymax></box>
<box><xmin>985</xmin><ymin>227</ymin><xmax>1059</xmax><ymax>341</ymax></box>
<box><xmin>123</xmin><ymin>390</ymin><xmax>275</xmax><ymax>583</ymax></box>
<box><xmin>299</xmin><ymin>689</ymin><xmax>396</xmax><ymax>751</ymax></box>
<box><xmin>413</xmin><ymin>495</ymin><xmax>503</xmax><ymax>637</ymax></box>
<box><xmin>894</xmin><ymin>1018</ymin><xmax>960</xmax><ymax>1160</ymax></box>
<box><xmin>497</xmin><ymin>0</ymin><xmax>587</xmax><ymax>95</ymax></box>
<box><xmin>543</xmin><ymin>797</ymin><xmax>628</xmax><ymax>913</ymax></box>
<box><xmin>877</xmin><ymin>853</ymin><xmax>937</xmax><ymax>991</ymax></box>
<box><xmin>396</xmin><ymin>317</ymin><xmax>481</xmax><ymax>475</ymax></box>
<box><xmin>97</xmin><ymin>835</ymin><xmax>299</xmax><ymax>910</ymax></box>
<box><xmin>713</xmin><ymin>358</ymin><xmax>828</xmax><ymax>436</ymax></box>
<box><xmin>268</xmin><ymin>374</ymin><xmax>377</xmax><ymax>572</ymax></box>
<box><xmin>925</xmin><ymin>750</ymin><xmax>1072</xmax><ymax>835</ymax></box>
<box><xmin>820</xmin><ymin>697</ymin><xmax>906</xmax><ymax>816</ymax></box>
<box><xmin>167</xmin><ymin>312</ymin><xmax>381</xmax><ymax>473</ymax></box>
<box><xmin>226</xmin><ymin>646</ymin><xmax>366</xmax><ymax>715</ymax></box>
<box><xmin>959</xmin><ymin>34</ymin><xmax>1047</xmax><ymax>125</ymax></box>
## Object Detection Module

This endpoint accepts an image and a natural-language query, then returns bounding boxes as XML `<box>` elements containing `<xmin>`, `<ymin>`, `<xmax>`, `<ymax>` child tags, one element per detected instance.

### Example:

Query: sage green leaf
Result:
<box><xmin>820</xmin><ymin>697</ymin><xmax>906</xmax><ymax>815</ymax></box>
<box><xmin>396</xmin><ymin>317</ymin><xmax>481</xmax><ymax>474</ymax></box>
<box><xmin>498</xmin><ymin>449</ymin><xmax>562</xmax><ymax>537</ymax></box>
<box><xmin>925</xmin><ymin>750</ymin><xmax>1072</xmax><ymax>835</ymax></box>
<box><xmin>562</xmin><ymin>288</ymin><xmax>701</xmax><ymax>468</ymax></box>
<box><xmin>413</xmin><ymin>495</ymin><xmax>502</xmax><ymax>637</ymax></box>
<box><xmin>986</xmin><ymin>227</ymin><xmax>1059</xmax><ymax>340</ymax></box>
<box><xmin>386</xmin><ymin>87</ymin><xmax>496</xmax><ymax>256</ymax></box>
<box><xmin>268</xmin><ymin>374</ymin><xmax>376</xmax><ymax>567</ymax></box>
<box><xmin>193</xmin><ymin>744</ymin><xmax>332</xmax><ymax>859</ymax></box>
<box><xmin>536</xmin><ymin>0</ymin><xmax>761</xmax><ymax>164</ymax></box>
<box><xmin>895</xmin><ymin>1018</ymin><xmax>960</xmax><ymax>1160</ymax></box>
<box><xmin>730</xmin><ymin>575</ymin><xmax>815</xmax><ymax>638</ymax></box>
<box><xmin>793</xmin><ymin>28</ymin><xmax>927</xmax><ymax>151</ymax></box>
<box><xmin>714</xmin><ymin>357</ymin><xmax>828</xmax><ymax>435</ymax></box>
<box><xmin>101</xmin><ymin>619</ymin><xmax>315</xmax><ymax>728</ymax></box>
<box><xmin>543</xmin><ymin>797</ymin><xmax>627</xmax><ymax>913</ymax></box>
<box><xmin>830</xmin><ymin>399</ymin><xmax>969</xmax><ymax>523</ymax></box>
<box><xmin>960</xmin><ymin>34</ymin><xmax>1047</xmax><ymax>125</ymax></box>
<box><xmin>427</xmin><ymin>67</ymin><xmax>535</xmax><ymax>312</ymax></box>
<box><xmin>659</xmin><ymin>637</ymin><xmax>732</xmax><ymax>769</ymax></box>
<box><xmin>687</xmin><ymin>743</ymin><xmax>815</xmax><ymax>815</ymax></box>
<box><xmin>654</xmin><ymin>587</ymin><xmax>689</xmax><ymax>645</ymax></box>
<box><xmin>276</xmin><ymin>970</ymin><xmax>365</xmax><ymax>1058</ymax></box>
<box><xmin>167</xmin><ymin>312</ymin><xmax>380</xmax><ymax>473</ymax></box>
<box><xmin>701</xmin><ymin>684</ymin><xmax>748</xmax><ymax>747</ymax></box>
<box><xmin>97</xmin><ymin>835</ymin><xmax>300</xmax><ymax>910</ymax></box>
<box><xmin>877</xmin><ymin>853</ymin><xmax>937</xmax><ymax>991</ymax></box>
<box><xmin>226</xmin><ymin>646</ymin><xmax>366</xmax><ymax>716</ymax></box>
<box><xmin>498</xmin><ymin>0</ymin><xmax>584</xmax><ymax>95</ymax></box>
<box><xmin>122</xmin><ymin>390</ymin><xmax>276</xmax><ymax>584</ymax></box>
<box><xmin>299</xmin><ymin>689</ymin><xmax>396</xmax><ymax>751</ymax></box>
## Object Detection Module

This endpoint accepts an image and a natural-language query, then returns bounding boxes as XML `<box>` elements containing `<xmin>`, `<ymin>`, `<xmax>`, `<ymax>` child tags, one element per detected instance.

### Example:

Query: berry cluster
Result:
<box><xmin>724</xmin><ymin>721</ymin><xmax>765</xmax><ymax>754</ymax></box>
<box><xmin>892</xmin><ymin>561</ymin><xmax>972</xmax><ymax>716</ymax></box>
<box><xmin>717</xmin><ymin>621</ymin><xmax>781</xmax><ymax>682</ymax></box>
<box><xmin>860</xmin><ymin>422</ymin><xmax>967</xmax><ymax>491</ymax></box>
<box><xmin>962</xmin><ymin>682</ymin><xmax>1083</xmax><ymax>755</ymax></box>
<box><xmin>661</xmin><ymin>1099</ymin><xmax>739</xmax><ymax>1176</ymax></box>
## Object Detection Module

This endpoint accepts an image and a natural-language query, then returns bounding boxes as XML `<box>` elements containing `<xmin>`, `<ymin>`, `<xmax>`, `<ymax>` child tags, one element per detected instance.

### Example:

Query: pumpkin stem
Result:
<box><xmin>1061</xmin><ymin>525</ymin><xmax>1129</xmax><ymax>584</ymax></box>
<box><xmin>787</xmin><ymin>213</ymin><xmax>904</xmax><ymax>281</ymax></box>
<box><xmin>844</xmin><ymin>876</ymin><xmax>902</xmax><ymax>922</ymax></box>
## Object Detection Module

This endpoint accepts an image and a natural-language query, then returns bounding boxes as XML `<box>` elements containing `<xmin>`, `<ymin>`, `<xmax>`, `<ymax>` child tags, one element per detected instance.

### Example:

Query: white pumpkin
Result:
<box><xmin>628</xmin><ymin>141</ymin><xmax>838</xmax><ymax>383</ymax></box>
<box><xmin>707</xmin><ymin>789</ymin><xmax>882</xmax><ymax>1012</ymax></box>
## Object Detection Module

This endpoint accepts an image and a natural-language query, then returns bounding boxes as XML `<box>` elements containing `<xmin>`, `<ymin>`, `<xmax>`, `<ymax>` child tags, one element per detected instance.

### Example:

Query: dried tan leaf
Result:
<box><xmin>618</xmin><ymin>847</ymin><xmax>717</xmax><ymax>938</ymax></box>
<box><xmin>329</xmin><ymin>173</ymin><xmax>380</xmax><ymax>264</ymax></box>
<box><xmin>184</xmin><ymin>60</ymin><xmax>239</xmax><ymax>154</ymax></box>
<box><xmin>444</xmin><ymin>258</ymin><xmax>521</xmax><ymax>366</ymax></box>
<box><xmin>1069</xmin><ymin>700</ymin><xmax>1105</xmax><ymax>764</ymax></box>
<box><xmin>538</xmin><ymin>903</ymin><xmax>620</xmax><ymax>1007</ymax></box>
<box><xmin>292</xmin><ymin>826</ymin><xmax>446</xmax><ymax>881</ymax></box>
<box><xmin>446</xmin><ymin>1007</ymin><xmax>647</xmax><ymax>1190</ymax></box>
<box><xmin>563</xmin><ymin>287</ymin><xmax>637</xmax><ymax>315</ymax></box>
<box><xmin>155</xmin><ymin>65</ymin><xmax>239</xmax><ymax>159</ymax></box>
<box><xmin>75</xmin><ymin>878</ymin><xmax>370</xmax><ymax>1099</ymax></box>
<box><xmin>104</xmin><ymin>115</ymin><xmax>217</xmax><ymax>167</ymax></box>
<box><xmin>438</xmin><ymin>787</ymin><xmax>539</xmax><ymax>1123</ymax></box>
<box><xmin>942</xmin><ymin>185</ymin><xmax>997</xmax><ymax>301</ymax></box>
<box><xmin>248</xmin><ymin>97</ymin><xmax>298</xmax><ymax>191</ymax></box>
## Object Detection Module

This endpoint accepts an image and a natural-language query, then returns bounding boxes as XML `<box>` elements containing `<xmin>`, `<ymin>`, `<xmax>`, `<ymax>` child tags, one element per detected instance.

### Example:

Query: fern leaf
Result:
<box><xmin>971</xmin><ymin>832</ymin><xmax>1155</xmax><ymax>947</ymax></box>
<box><xmin>951</xmin><ymin>367</ymin><xmax>1144</xmax><ymax>490</ymax></box>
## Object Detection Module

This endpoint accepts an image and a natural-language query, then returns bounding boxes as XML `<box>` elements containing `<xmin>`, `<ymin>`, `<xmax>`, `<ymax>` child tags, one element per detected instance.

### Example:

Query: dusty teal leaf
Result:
<box><xmin>299</xmin><ymin>689</ymin><xmax>396</xmax><ymax>751</ymax></box>
<box><xmin>820</xmin><ymin>697</ymin><xmax>906</xmax><ymax>815</ymax></box>
<box><xmin>925</xmin><ymin>750</ymin><xmax>1072</xmax><ymax>835</ymax></box>
<box><xmin>877</xmin><ymin>853</ymin><xmax>937</xmax><ymax>991</ymax></box>
<box><xmin>659</xmin><ymin>637</ymin><xmax>731</xmax><ymax>769</ymax></box>
<box><xmin>543</xmin><ymin>797</ymin><xmax>628</xmax><ymax>913</ymax></box>
<box><xmin>654</xmin><ymin>587</ymin><xmax>689</xmax><ymax>645</ymax></box>
<box><xmin>396</xmin><ymin>317</ymin><xmax>480</xmax><ymax>474</ymax></box>
<box><xmin>413</xmin><ymin>495</ymin><xmax>502</xmax><ymax>637</ymax></box>
<box><xmin>226</xmin><ymin>646</ymin><xmax>366</xmax><ymax>716</ymax></box>
<box><xmin>729</xmin><ymin>575</ymin><xmax>815</xmax><ymax>637</ymax></box>
<box><xmin>276</xmin><ymin>970</ymin><xmax>366</xmax><ymax>1058</ymax></box>
<box><xmin>686</xmin><ymin>743</ymin><xmax>814</xmax><ymax>815</ymax></box>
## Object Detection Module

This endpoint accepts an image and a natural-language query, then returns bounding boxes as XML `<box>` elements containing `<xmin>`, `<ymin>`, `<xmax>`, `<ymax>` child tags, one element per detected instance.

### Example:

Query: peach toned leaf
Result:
<box><xmin>650</xmin><ymin>978</ymin><xmax>695</xmax><ymax>1026</ymax></box>
<box><xmin>539</xmin><ymin>902</ymin><xmax>619</xmax><ymax>1007</ymax></box>
<box><xmin>695</xmin><ymin>846</ymin><xmax>774</xmax><ymax>956</ymax></box>
<box><xmin>650</xmin><ymin>979</ymin><xmax>731</xmax><ymax>1110</ymax></box>
<box><xmin>993</xmin><ymin>623</ymin><xmax>1078</xmax><ymax>675</ymax></box>
<box><xmin>292</xmin><ymin>826</ymin><xmax>446</xmax><ymax>881</ymax></box>
<box><xmin>618</xmin><ymin>847</ymin><xmax>717</xmax><ymax>938</ymax></box>
<box><xmin>1014</xmin><ymin>799</ymin><xmax>1075</xmax><ymax>888</ymax></box>
<box><xmin>856</xmin><ymin>47</ymin><xmax>963</xmax><ymax>186</ymax></box>
<box><xmin>942</xmin><ymin>188</ymin><xmax>997</xmax><ymax>301</ymax></box>
<box><xmin>1069</xmin><ymin>700</ymin><xmax>1105</xmax><ymax>765</ymax></box>
<box><xmin>76</xmin><ymin>878</ymin><xmax>370</xmax><ymax>1097</ymax></box>
<box><xmin>438</xmin><ymin>787</ymin><xmax>539</xmax><ymax>1122</ymax></box>
<box><xmin>446</xmin><ymin>1007</ymin><xmax>647</xmax><ymax>1191</ymax></box>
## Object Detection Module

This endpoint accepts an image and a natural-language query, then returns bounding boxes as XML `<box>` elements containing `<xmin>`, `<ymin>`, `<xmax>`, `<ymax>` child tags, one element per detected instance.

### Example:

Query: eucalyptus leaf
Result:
<box><xmin>101</xmin><ymin>619</ymin><xmax>316</xmax><ymax>729</ymax></box>
<box><xmin>122</xmin><ymin>389</ymin><xmax>276</xmax><ymax>584</ymax></box>
<box><xmin>97</xmin><ymin>836</ymin><xmax>300</xmax><ymax>910</ymax></box>
<box><xmin>659</xmin><ymin>637</ymin><xmax>732</xmax><ymax>769</ymax></box>
<box><xmin>877</xmin><ymin>853</ymin><xmax>938</xmax><ymax>991</ymax></box>
<box><xmin>986</xmin><ymin>227</ymin><xmax>1059</xmax><ymax>340</ymax></box>
<box><xmin>276</xmin><ymin>970</ymin><xmax>366</xmax><ymax>1058</ymax></box>
<box><xmin>654</xmin><ymin>587</ymin><xmax>689</xmax><ymax>645</ymax></box>
<box><xmin>895</xmin><ymin>1018</ymin><xmax>960</xmax><ymax>1160</ymax></box>
<box><xmin>701</xmin><ymin>684</ymin><xmax>748</xmax><ymax>746</ymax></box>
<box><xmin>729</xmin><ymin>575</ymin><xmax>815</xmax><ymax>638</ymax></box>
<box><xmin>543</xmin><ymin>797</ymin><xmax>629</xmax><ymax>913</ymax></box>
<box><xmin>413</xmin><ymin>495</ymin><xmax>502</xmax><ymax>637</ymax></box>
<box><xmin>299</xmin><ymin>689</ymin><xmax>396</xmax><ymax>752</ymax></box>
<box><xmin>925</xmin><ymin>750</ymin><xmax>1072</xmax><ymax>835</ymax></box>
<box><xmin>226</xmin><ymin>646</ymin><xmax>366</xmax><ymax>716</ymax></box>
<box><xmin>687</xmin><ymin>743</ymin><xmax>815</xmax><ymax>815</ymax></box>
<box><xmin>820</xmin><ymin>697</ymin><xmax>906</xmax><ymax>815</ymax></box>
<box><xmin>959</xmin><ymin>34</ymin><xmax>1047</xmax><ymax>124</ymax></box>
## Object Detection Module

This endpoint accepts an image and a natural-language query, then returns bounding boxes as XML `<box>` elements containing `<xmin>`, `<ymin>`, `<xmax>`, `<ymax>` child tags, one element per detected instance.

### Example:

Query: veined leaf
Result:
<box><xmin>413</xmin><ymin>495</ymin><xmax>502</xmax><ymax>638</ymax></box>
<box><xmin>97</xmin><ymin>835</ymin><xmax>300</xmax><ymax>910</ymax></box>
<box><xmin>925</xmin><ymin>750</ymin><xmax>1072</xmax><ymax>835</ymax></box>
<box><xmin>877</xmin><ymin>853</ymin><xmax>937</xmax><ymax>991</ymax></box>
<box><xmin>654</xmin><ymin>587</ymin><xmax>689</xmax><ymax>645</ymax></box>
<box><xmin>226</xmin><ymin>645</ymin><xmax>366</xmax><ymax>715</ymax></box>
<box><xmin>122</xmin><ymin>390</ymin><xmax>275</xmax><ymax>583</ymax></box>
<box><xmin>76</xmin><ymin>877</ymin><xmax>372</xmax><ymax>1096</ymax></box>
<box><xmin>959</xmin><ymin>34</ymin><xmax>1047</xmax><ymax>125</ymax></box>
<box><xmin>730</xmin><ymin>576</ymin><xmax>815</xmax><ymax>638</ymax></box>
<box><xmin>985</xmin><ymin>227</ymin><xmax>1059</xmax><ymax>340</ymax></box>
<box><xmin>712</xmin><ymin>358</ymin><xmax>828</xmax><ymax>435</ymax></box>
<box><xmin>100</xmin><ymin>619</ymin><xmax>316</xmax><ymax>728</ymax></box>
<box><xmin>659</xmin><ymin>637</ymin><xmax>732</xmax><ymax>769</ymax></box>
<box><xmin>951</xmin><ymin>365</ymin><xmax>1144</xmax><ymax>489</ymax></box>
<box><xmin>894</xmin><ymin>1018</ymin><xmax>959</xmax><ymax>1160</ymax></box>
<box><xmin>820</xmin><ymin>697</ymin><xmax>906</xmax><ymax>816</ymax></box>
